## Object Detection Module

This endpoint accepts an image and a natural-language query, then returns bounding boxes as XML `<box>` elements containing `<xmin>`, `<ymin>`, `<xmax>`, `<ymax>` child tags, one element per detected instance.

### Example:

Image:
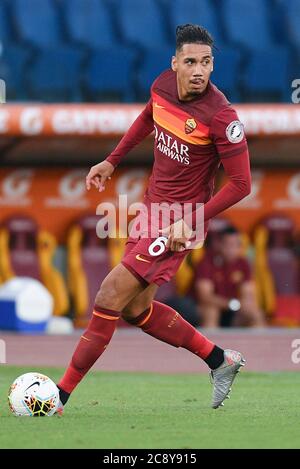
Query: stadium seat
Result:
<box><xmin>281</xmin><ymin>0</ymin><xmax>300</xmax><ymax>48</ymax></box>
<box><xmin>136</xmin><ymin>47</ymin><xmax>173</xmax><ymax>100</ymax></box>
<box><xmin>254</xmin><ymin>213</ymin><xmax>300</xmax><ymax>325</ymax></box>
<box><xmin>222</xmin><ymin>0</ymin><xmax>276</xmax><ymax>51</ymax></box>
<box><xmin>0</xmin><ymin>1</ymin><xmax>32</xmax><ymax>100</ymax></box>
<box><xmin>0</xmin><ymin>43</ymin><xmax>32</xmax><ymax>100</ymax></box>
<box><xmin>62</xmin><ymin>0</ymin><xmax>117</xmax><ymax>49</ymax></box>
<box><xmin>211</xmin><ymin>47</ymin><xmax>242</xmax><ymax>102</ymax></box>
<box><xmin>27</xmin><ymin>47</ymin><xmax>84</xmax><ymax>101</ymax></box>
<box><xmin>117</xmin><ymin>0</ymin><xmax>169</xmax><ymax>49</ymax></box>
<box><xmin>222</xmin><ymin>0</ymin><xmax>294</xmax><ymax>102</ymax></box>
<box><xmin>242</xmin><ymin>47</ymin><xmax>291</xmax><ymax>101</ymax></box>
<box><xmin>84</xmin><ymin>47</ymin><xmax>137</xmax><ymax>102</ymax></box>
<box><xmin>63</xmin><ymin>0</ymin><xmax>137</xmax><ymax>101</ymax></box>
<box><xmin>13</xmin><ymin>0</ymin><xmax>64</xmax><ymax>48</ymax></box>
<box><xmin>0</xmin><ymin>1</ymin><xmax>11</xmax><ymax>43</ymax></box>
<box><xmin>169</xmin><ymin>0</ymin><xmax>223</xmax><ymax>45</ymax></box>
<box><xmin>0</xmin><ymin>215</ymin><xmax>69</xmax><ymax>316</ymax></box>
<box><xmin>0</xmin><ymin>253</ymin><xmax>5</xmax><ymax>284</ymax></box>
<box><xmin>67</xmin><ymin>214</ymin><xmax>126</xmax><ymax>327</ymax></box>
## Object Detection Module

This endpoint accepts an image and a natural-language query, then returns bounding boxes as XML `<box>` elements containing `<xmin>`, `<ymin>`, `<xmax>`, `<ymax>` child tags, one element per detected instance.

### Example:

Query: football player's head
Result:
<box><xmin>172</xmin><ymin>24</ymin><xmax>214</xmax><ymax>100</ymax></box>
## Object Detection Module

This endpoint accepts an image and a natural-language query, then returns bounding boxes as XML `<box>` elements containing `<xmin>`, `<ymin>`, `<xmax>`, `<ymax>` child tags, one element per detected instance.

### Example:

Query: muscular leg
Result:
<box><xmin>95</xmin><ymin>263</ymin><xmax>146</xmax><ymax>311</ymax></box>
<box><xmin>58</xmin><ymin>266</ymin><xmax>225</xmax><ymax>406</ymax></box>
<box><xmin>58</xmin><ymin>264</ymin><xmax>148</xmax><ymax>400</ymax></box>
<box><xmin>122</xmin><ymin>283</ymin><xmax>158</xmax><ymax>319</ymax></box>
<box><xmin>121</xmin><ymin>286</ymin><xmax>224</xmax><ymax>369</ymax></box>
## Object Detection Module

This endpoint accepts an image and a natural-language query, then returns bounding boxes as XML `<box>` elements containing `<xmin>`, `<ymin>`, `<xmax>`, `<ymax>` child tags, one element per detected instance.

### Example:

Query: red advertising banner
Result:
<box><xmin>1</xmin><ymin>168</ymin><xmax>300</xmax><ymax>240</ymax></box>
<box><xmin>0</xmin><ymin>104</ymin><xmax>300</xmax><ymax>137</ymax></box>
<box><xmin>0</xmin><ymin>168</ymin><xmax>149</xmax><ymax>242</ymax></box>
<box><xmin>223</xmin><ymin>169</ymin><xmax>300</xmax><ymax>233</ymax></box>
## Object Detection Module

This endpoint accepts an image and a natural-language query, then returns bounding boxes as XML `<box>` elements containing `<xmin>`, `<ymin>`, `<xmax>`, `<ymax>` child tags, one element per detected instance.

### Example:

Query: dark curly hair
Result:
<box><xmin>176</xmin><ymin>24</ymin><xmax>214</xmax><ymax>51</ymax></box>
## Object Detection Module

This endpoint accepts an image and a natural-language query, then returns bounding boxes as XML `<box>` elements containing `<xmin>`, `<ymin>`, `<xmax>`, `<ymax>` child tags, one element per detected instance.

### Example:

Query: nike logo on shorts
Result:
<box><xmin>135</xmin><ymin>254</ymin><xmax>151</xmax><ymax>263</ymax></box>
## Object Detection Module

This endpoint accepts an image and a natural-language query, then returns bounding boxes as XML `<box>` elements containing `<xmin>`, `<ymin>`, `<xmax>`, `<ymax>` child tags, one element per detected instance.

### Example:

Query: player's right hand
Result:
<box><xmin>86</xmin><ymin>161</ymin><xmax>115</xmax><ymax>192</ymax></box>
<box><xmin>159</xmin><ymin>219</ymin><xmax>193</xmax><ymax>252</ymax></box>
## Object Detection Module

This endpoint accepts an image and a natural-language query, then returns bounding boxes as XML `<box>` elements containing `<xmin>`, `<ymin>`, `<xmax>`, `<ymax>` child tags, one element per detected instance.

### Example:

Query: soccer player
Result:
<box><xmin>57</xmin><ymin>24</ymin><xmax>250</xmax><ymax>411</ymax></box>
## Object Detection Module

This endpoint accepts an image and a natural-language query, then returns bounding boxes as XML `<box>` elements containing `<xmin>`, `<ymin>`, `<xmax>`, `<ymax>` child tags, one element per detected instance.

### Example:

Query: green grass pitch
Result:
<box><xmin>1</xmin><ymin>366</ymin><xmax>299</xmax><ymax>449</ymax></box>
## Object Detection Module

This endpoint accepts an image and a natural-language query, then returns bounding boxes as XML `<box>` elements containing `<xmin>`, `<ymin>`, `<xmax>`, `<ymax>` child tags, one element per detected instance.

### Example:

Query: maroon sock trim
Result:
<box><xmin>93</xmin><ymin>304</ymin><xmax>120</xmax><ymax>318</ymax></box>
<box><xmin>125</xmin><ymin>306</ymin><xmax>151</xmax><ymax>326</ymax></box>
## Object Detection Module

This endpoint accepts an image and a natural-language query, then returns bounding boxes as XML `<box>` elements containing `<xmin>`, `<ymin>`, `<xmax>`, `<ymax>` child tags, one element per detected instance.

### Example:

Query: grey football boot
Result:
<box><xmin>210</xmin><ymin>349</ymin><xmax>245</xmax><ymax>409</ymax></box>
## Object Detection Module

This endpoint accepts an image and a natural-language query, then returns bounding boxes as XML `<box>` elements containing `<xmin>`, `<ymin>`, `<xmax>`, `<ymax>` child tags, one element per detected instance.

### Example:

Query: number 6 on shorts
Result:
<box><xmin>148</xmin><ymin>236</ymin><xmax>168</xmax><ymax>257</ymax></box>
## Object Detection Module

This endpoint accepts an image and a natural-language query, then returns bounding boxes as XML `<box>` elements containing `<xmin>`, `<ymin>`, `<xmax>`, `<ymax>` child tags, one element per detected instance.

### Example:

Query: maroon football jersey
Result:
<box><xmin>146</xmin><ymin>69</ymin><xmax>247</xmax><ymax>204</ymax></box>
<box><xmin>107</xmin><ymin>69</ymin><xmax>250</xmax><ymax>226</ymax></box>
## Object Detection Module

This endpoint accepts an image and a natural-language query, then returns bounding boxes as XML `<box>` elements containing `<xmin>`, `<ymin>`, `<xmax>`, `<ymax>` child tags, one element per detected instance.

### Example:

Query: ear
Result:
<box><xmin>171</xmin><ymin>55</ymin><xmax>177</xmax><ymax>72</ymax></box>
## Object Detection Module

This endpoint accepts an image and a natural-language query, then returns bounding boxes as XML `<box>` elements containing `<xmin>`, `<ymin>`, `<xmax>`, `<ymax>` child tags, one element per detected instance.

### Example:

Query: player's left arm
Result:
<box><xmin>161</xmin><ymin>147</ymin><xmax>250</xmax><ymax>250</ymax></box>
<box><xmin>203</xmin><ymin>107</ymin><xmax>251</xmax><ymax>222</ymax></box>
<box><xmin>203</xmin><ymin>149</ymin><xmax>251</xmax><ymax>221</ymax></box>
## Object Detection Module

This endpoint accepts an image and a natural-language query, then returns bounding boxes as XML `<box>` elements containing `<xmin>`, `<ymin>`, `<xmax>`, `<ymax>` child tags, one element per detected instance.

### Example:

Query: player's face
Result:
<box><xmin>172</xmin><ymin>43</ymin><xmax>213</xmax><ymax>100</ymax></box>
<box><xmin>220</xmin><ymin>234</ymin><xmax>242</xmax><ymax>263</ymax></box>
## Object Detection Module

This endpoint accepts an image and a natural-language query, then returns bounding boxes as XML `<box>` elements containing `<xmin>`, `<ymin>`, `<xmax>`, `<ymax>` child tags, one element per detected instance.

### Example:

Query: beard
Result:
<box><xmin>187</xmin><ymin>90</ymin><xmax>203</xmax><ymax>96</ymax></box>
<box><xmin>186</xmin><ymin>87</ymin><xmax>206</xmax><ymax>99</ymax></box>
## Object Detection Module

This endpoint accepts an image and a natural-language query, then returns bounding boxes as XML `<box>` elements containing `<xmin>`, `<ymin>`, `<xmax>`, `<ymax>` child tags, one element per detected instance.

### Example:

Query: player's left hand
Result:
<box><xmin>160</xmin><ymin>219</ymin><xmax>193</xmax><ymax>252</ymax></box>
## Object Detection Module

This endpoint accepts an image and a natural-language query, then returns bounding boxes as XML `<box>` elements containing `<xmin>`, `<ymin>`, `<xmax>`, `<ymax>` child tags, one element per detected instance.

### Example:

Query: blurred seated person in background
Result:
<box><xmin>194</xmin><ymin>226</ymin><xmax>265</xmax><ymax>328</ymax></box>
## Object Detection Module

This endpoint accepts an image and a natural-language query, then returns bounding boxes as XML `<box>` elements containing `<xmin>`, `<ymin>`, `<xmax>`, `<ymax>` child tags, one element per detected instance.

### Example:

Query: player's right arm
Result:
<box><xmin>86</xmin><ymin>160</ymin><xmax>115</xmax><ymax>192</ymax></box>
<box><xmin>86</xmin><ymin>99</ymin><xmax>154</xmax><ymax>192</ymax></box>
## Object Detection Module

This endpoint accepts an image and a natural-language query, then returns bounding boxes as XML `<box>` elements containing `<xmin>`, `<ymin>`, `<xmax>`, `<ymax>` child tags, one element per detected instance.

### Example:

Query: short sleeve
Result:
<box><xmin>210</xmin><ymin>107</ymin><xmax>248</xmax><ymax>158</ymax></box>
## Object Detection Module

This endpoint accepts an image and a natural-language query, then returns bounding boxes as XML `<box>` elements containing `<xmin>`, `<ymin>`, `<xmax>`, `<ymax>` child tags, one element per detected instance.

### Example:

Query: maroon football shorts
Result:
<box><xmin>121</xmin><ymin>235</ymin><xmax>189</xmax><ymax>286</ymax></box>
<box><xmin>121</xmin><ymin>203</ymin><xmax>208</xmax><ymax>286</ymax></box>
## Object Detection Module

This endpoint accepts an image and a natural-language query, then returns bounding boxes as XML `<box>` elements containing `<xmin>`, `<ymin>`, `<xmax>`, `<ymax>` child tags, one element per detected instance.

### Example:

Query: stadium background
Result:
<box><xmin>0</xmin><ymin>0</ymin><xmax>300</xmax><ymax>450</ymax></box>
<box><xmin>1</xmin><ymin>0</ymin><xmax>300</xmax><ymax>328</ymax></box>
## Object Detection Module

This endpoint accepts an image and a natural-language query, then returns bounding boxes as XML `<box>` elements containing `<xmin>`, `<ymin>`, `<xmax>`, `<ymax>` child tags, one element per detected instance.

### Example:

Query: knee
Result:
<box><xmin>95</xmin><ymin>277</ymin><xmax>118</xmax><ymax>310</ymax></box>
<box><xmin>122</xmin><ymin>304</ymin><xmax>143</xmax><ymax>321</ymax></box>
<box><xmin>122</xmin><ymin>301</ymin><xmax>151</xmax><ymax>321</ymax></box>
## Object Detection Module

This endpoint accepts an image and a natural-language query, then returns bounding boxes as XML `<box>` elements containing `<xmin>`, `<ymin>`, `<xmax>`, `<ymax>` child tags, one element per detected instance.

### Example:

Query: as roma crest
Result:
<box><xmin>185</xmin><ymin>118</ymin><xmax>197</xmax><ymax>134</ymax></box>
